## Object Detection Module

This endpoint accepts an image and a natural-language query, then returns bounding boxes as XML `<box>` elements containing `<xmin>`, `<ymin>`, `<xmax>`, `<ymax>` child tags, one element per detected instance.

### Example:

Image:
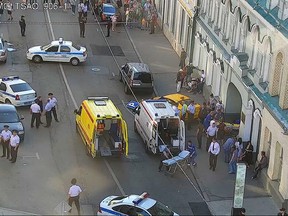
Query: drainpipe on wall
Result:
<box><xmin>189</xmin><ymin>0</ymin><xmax>200</xmax><ymax>63</ymax></box>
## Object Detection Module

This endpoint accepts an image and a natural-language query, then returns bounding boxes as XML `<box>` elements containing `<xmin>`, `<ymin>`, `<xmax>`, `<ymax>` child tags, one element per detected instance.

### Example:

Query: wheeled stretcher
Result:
<box><xmin>162</xmin><ymin>150</ymin><xmax>190</xmax><ymax>175</ymax></box>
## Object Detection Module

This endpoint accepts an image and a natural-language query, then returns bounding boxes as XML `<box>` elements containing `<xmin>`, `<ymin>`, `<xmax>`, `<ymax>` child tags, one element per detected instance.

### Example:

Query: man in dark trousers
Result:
<box><xmin>252</xmin><ymin>151</ymin><xmax>268</xmax><ymax>179</ymax></box>
<box><xmin>19</xmin><ymin>15</ymin><xmax>26</xmax><ymax>36</ymax></box>
<box><xmin>48</xmin><ymin>93</ymin><xmax>59</xmax><ymax>122</ymax></box>
<box><xmin>79</xmin><ymin>14</ymin><xmax>86</xmax><ymax>38</ymax></box>
<box><xmin>179</xmin><ymin>48</ymin><xmax>187</xmax><ymax>69</ymax></box>
<box><xmin>0</xmin><ymin>125</ymin><xmax>12</xmax><ymax>159</ymax></box>
<box><xmin>30</xmin><ymin>100</ymin><xmax>41</xmax><ymax>129</ymax></box>
<box><xmin>106</xmin><ymin>18</ymin><xmax>112</xmax><ymax>37</ymax></box>
<box><xmin>43</xmin><ymin>100</ymin><xmax>53</xmax><ymax>128</ymax></box>
<box><xmin>68</xmin><ymin>178</ymin><xmax>82</xmax><ymax>215</ymax></box>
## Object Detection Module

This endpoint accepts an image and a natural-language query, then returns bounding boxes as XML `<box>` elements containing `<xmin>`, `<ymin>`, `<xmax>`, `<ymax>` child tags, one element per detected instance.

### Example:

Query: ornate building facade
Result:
<box><xmin>155</xmin><ymin>0</ymin><xmax>288</xmax><ymax>207</ymax></box>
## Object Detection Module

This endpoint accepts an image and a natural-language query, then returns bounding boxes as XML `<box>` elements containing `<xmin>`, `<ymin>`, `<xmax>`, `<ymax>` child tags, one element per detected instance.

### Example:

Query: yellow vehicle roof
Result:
<box><xmin>84</xmin><ymin>97</ymin><xmax>122</xmax><ymax>118</ymax></box>
<box><xmin>154</xmin><ymin>93</ymin><xmax>191</xmax><ymax>104</ymax></box>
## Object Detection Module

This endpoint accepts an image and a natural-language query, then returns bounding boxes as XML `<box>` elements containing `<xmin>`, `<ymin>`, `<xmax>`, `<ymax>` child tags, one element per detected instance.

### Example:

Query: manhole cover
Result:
<box><xmin>91</xmin><ymin>67</ymin><xmax>100</xmax><ymax>72</ymax></box>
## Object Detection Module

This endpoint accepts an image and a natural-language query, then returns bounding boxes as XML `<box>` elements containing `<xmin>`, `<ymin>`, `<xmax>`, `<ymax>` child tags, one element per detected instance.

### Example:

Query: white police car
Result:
<box><xmin>26</xmin><ymin>38</ymin><xmax>87</xmax><ymax>66</ymax></box>
<box><xmin>0</xmin><ymin>76</ymin><xmax>37</xmax><ymax>106</ymax></box>
<box><xmin>97</xmin><ymin>192</ymin><xmax>178</xmax><ymax>216</ymax></box>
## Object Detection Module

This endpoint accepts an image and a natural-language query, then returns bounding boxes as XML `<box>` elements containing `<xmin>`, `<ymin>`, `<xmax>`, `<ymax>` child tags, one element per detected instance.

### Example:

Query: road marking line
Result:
<box><xmin>104</xmin><ymin>160</ymin><xmax>125</xmax><ymax>195</ymax></box>
<box><xmin>36</xmin><ymin>152</ymin><xmax>40</xmax><ymax>160</ymax></box>
<box><xmin>45</xmin><ymin>9</ymin><xmax>126</xmax><ymax>196</ymax></box>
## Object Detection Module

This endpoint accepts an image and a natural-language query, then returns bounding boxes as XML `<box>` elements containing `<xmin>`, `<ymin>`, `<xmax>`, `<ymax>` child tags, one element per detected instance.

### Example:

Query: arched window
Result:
<box><xmin>270</xmin><ymin>52</ymin><xmax>283</xmax><ymax>96</ymax></box>
<box><xmin>279</xmin><ymin>73</ymin><xmax>288</xmax><ymax>109</ymax></box>
<box><xmin>239</xmin><ymin>16</ymin><xmax>250</xmax><ymax>52</ymax></box>
<box><xmin>223</xmin><ymin>0</ymin><xmax>231</xmax><ymax>38</ymax></box>
<box><xmin>214</xmin><ymin>0</ymin><xmax>221</xmax><ymax>28</ymax></box>
<box><xmin>248</xmin><ymin>25</ymin><xmax>260</xmax><ymax>69</ymax></box>
<box><xmin>261</xmin><ymin>37</ymin><xmax>272</xmax><ymax>82</ymax></box>
<box><xmin>206</xmin><ymin>50</ymin><xmax>216</xmax><ymax>86</ymax></box>
<box><xmin>233</xmin><ymin>8</ymin><xmax>242</xmax><ymax>49</ymax></box>
<box><xmin>208</xmin><ymin>0</ymin><xmax>213</xmax><ymax>18</ymax></box>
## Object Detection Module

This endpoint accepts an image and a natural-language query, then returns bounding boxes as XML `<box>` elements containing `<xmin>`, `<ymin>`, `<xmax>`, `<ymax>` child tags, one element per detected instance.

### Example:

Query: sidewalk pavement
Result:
<box><xmin>126</xmin><ymin>27</ymin><xmax>280</xmax><ymax>215</ymax></box>
<box><xmin>0</xmin><ymin>207</ymin><xmax>38</xmax><ymax>215</ymax></box>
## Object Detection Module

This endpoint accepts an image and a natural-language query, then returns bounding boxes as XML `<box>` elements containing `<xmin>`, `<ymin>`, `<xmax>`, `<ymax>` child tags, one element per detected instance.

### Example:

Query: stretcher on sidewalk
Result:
<box><xmin>162</xmin><ymin>150</ymin><xmax>190</xmax><ymax>175</ymax></box>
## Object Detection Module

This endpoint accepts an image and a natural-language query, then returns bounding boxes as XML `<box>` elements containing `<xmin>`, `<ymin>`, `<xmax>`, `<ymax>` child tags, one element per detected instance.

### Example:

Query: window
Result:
<box><xmin>60</xmin><ymin>46</ymin><xmax>71</xmax><ymax>52</ymax></box>
<box><xmin>133</xmin><ymin>72</ymin><xmax>152</xmax><ymax>83</ymax></box>
<box><xmin>10</xmin><ymin>83</ymin><xmax>32</xmax><ymax>92</ymax></box>
<box><xmin>46</xmin><ymin>46</ymin><xmax>59</xmax><ymax>52</ymax></box>
<box><xmin>0</xmin><ymin>83</ymin><xmax>7</xmax><ymax>91</ymax></box>
<box><xmin>112</xmin><ymin>205</ymin><xmax>149</xmax><ymax>216</ymax></box>
<box><xmin>72</xmin><ymin>44</ymin><xmax>81</xmax><ymax>51</ymax></box>
<box><xmin>179</xmin><ymin>8</ymin><xmax>185</xmax><ymax>45</ymax></box>
<box><xmin>0</xmin><ymin>111</ymin><xmax>19</xmax><ymax>123</ymax></box>
<box><xmin>147</xmin><ymin>201</ymin><xmax>174</xmax><ymax>216</ymax></box>
<box><xmin>171</xmin><ymin>0</ymin><xmax>177</xmax><ymax>34</ymax></box>
<box><xmin>165</xmin><ymin>0</ymin><xmax>171</xmax><ymax>25</ymax></box>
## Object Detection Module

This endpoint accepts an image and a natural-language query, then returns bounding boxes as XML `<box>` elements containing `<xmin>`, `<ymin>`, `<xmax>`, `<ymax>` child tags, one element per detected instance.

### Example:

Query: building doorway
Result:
<box><xmin>225</xmin><ymin>83</ymin><xmax>242</xmax><ymax>124</ymax></box>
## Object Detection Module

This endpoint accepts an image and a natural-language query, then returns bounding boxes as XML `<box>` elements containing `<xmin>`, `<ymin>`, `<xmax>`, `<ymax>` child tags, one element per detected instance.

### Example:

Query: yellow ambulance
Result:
<box><xmin>74</xmin><ymin>97</ymin><xmax>128</xmax><ymax>157</ymax></box>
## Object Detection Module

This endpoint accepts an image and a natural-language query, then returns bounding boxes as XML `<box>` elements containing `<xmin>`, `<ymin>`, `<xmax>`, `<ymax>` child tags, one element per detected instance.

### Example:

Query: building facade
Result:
<box><xmin>155</xmin><ymin>0</ymin><xmax>288</xmax><ymax>207</ymax></box>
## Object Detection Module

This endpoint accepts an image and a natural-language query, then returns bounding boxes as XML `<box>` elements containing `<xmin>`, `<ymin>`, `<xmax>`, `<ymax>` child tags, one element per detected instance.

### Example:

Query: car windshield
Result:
<box><xmin>10</xmin><ymin>83</ymin><xmax>33</xmax><ymax>92</ymax></box>
<box><xmin>40</xmin><ymin>44</ymin><xmax>51</xmax><ymax>50</ymax></box>
<box><xmin>0</xmin><ymin>111</ymin><xmax>19</xmax><ymax>123</ymax></box>
<box><xmin>147</xmin><ymin>201</ymin><xmax>174</xmax><ymax>216</ymax></box>
<box><xmin>133</xmin><ymin>72</ymin><xmax>152</xmax><ymax>83</ymax></box>
<box><xmin>72</xmin><ymin>44</ymin><xmax>81</xmax><ymax>51</ymax></box>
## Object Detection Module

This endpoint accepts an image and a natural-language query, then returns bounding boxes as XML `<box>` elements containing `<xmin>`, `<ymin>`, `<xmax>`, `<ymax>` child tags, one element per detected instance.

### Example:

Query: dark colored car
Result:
<box><xmin>119</xmin><ymin>63</ymin><xmax>154</xmax><ymax>94</ymax></box>
<box><xmin>0</xmin><ymin>104</ymin><xmax>25</xmax><ymax>142</ymax></box>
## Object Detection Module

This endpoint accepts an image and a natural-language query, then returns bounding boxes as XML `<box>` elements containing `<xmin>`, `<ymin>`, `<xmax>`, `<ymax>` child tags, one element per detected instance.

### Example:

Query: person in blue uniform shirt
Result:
<box><xmin>43</xmin><ymin>100</ymin><xmax>53</xmax><ymax>128</ymax></box>
<box><xmin>187</xmin><ymin>141</ymin><xmax>197</xmax><ymax>166</ymax></box>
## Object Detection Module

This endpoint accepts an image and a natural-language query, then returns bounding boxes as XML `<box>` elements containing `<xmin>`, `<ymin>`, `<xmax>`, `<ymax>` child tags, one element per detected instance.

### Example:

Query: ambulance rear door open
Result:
<box><xmin>180</xmin><ymin>120</ymin><xmax>185</xmax><ymax>151</ymax></box>
<box><xmin>121</xmin><ymin>120</ymin><xmax>128</xmax><ymax>156</ymax></box>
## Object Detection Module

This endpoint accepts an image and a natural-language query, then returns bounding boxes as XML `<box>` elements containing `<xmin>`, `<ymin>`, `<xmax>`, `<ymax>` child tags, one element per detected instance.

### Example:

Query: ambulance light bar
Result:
<box><xmin>132</xmin><ymin>192</ymin><xmax>149</xmax><ymax>205</ymax></box>
<box><xmin>2</xmin><ymin>76</ymin><xmax>19</xmax><ymax>81</ymax></box>
<box><xmin>88</xmin><ymin>96</ymin><xmax>109</xmax><ymax>101</ymax></box>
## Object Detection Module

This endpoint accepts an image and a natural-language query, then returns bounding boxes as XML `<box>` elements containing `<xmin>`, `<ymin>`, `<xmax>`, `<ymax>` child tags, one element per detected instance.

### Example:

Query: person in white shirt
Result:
<box><xmin>206</xmin><ymin>120</ymin><xmax>218</xmax><ymax>151</ymax></box>
<box><xmin>216</xmin><ymin>100</ymin><xmax>224</xmax><ymax>113</ymax></box>
<box><xmin>208</xmin><ymin>138</ymin><xmax>220</xmax><ymax>171</ymax></box>
<box><xmin>48</xmin><ymin>93</ymin><xmax>59</xmax><ymax>122</ymax></box>
<box><xmin>68</xmin><ymin>178</ymin><xmax>82</xmax><ymax>215</ymax></box>
<box><xmin>0</xmin><ymin>125</ymin><xmax>12</xmax><ymax>159</ymax></box>
<box><xmin>43</xmin><ymin>100</ymin><xmax>54</xmax><ymax>128</ymax></box>
<box><xmin>111</xmin><ymin>14</ymin><xmax>117</xmax><ymax>31</ymax></box>
<box><xmin>10</xmin><ymin>130</ymin><xmax>20</xmax><ymax>163</ymax></box>
<box><xmin>187</xmin><ymin>100</ymin><xmax>195</xmax><ymax>130</ymax></box>
<box><xmin>30</xmin><ymin>100</ymin><xmax>41</xmax><ymax>129</ymax></box>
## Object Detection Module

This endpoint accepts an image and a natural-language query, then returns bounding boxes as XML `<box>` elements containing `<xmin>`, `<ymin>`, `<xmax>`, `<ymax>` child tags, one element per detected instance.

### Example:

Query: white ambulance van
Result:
<box><xmin>134</xmin><ymin>99</ymin><xmax>185</xmax><ymax>154</ymax></box>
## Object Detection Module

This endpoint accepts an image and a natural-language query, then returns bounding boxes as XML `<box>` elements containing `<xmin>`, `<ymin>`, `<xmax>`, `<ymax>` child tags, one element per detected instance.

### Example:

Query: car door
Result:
<box><xmin>0</xmin><ymin>82</ymin><xmax>7</xmax><ymax>103</ymax></box>
<box><xmin>59</xmin><ymin>45</ymin><xmax>71</xmax><ymax>62</ymax></box>
<box><xmin>44</xmin><ymin>45</ymin><xmax>59</xmax><ymax>61</ymax></box>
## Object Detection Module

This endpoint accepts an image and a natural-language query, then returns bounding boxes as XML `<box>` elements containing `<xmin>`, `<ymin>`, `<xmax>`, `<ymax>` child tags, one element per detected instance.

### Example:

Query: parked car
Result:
<box><xmin>0</xmin><ymin>37</ymin><xmax>8</xmax><ymax>63</ymax></box>
<box><xmin>26</xmin><ymin>38</ymin><xmax>87</xmax><ymax>66</ymax></box>
<box><xmin>0</xmin><ymin>104</ymin><xmax>25</xmax><ymax>142</ymax></box>
<box><xmin>0</xmin><ymin>76</ymin><xmax>37</xmax><ymax>106</ymax></box>
<box><xmin>119</xmin><ymin>63</ymin><xmax>154</xmax><ymax>94</ymax></box>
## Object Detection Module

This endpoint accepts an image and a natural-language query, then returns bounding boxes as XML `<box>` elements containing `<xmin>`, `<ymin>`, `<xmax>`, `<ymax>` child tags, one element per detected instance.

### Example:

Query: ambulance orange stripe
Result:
<box><xmin>83</xmin><ymin>103</ymin><xmax>94</xmax><ymax>123</ymax></box>
<box><xmin>78</xmin><ymin>123</ymin><xmax>91</xmax><ymax>144</ymax></box>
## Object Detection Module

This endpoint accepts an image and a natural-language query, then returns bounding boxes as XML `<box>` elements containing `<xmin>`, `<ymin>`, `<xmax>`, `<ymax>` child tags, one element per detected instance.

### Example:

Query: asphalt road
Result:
<box><xmin>0</xmin><ymin>6</ymin><xmax>204</xmax><ymax>215</ymax></box>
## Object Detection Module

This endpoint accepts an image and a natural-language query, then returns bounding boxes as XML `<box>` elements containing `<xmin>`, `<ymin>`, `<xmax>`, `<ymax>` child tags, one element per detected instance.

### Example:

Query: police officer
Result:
<box><xmin>10</xmin><ymin>130</ymin><xmax>20</xmax><ymax>163</ymax></box>
<box><xmin>19</xmin><ymin>15</ymin><xmax>26</xmax><ymax>37</ymax></box>
<box><xmin>79</xmin><ymin>14</ymin><xmax>86</xmax><ymax>38</ymax></box>
<box><xmin>48</xmin><ymin>93</ymin><xmax>59</xmax><ymax>122</ymax></box>
<box><xmin>0</xmin><ymin>125</ymin><xmax>12</xmax><ymax>159</ymax></box>
<box><xmin>43</xmin><ymin>100</ymin><xmax>53</xmax><ymax>128</ymax></box>
<box><xmin>30</xmin><ymin>100</ymin><xmax>41</xmax><ymax>129</ymax></box>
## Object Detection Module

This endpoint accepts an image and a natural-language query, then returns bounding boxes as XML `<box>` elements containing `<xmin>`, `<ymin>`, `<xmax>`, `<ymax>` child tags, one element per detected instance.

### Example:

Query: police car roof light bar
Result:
<box><xmin>59</xmin><ymin>38</ymin><xmax>63</xmax><ymax>44</ymax></box>
<box><xmin>132</xmin><ymin>192</ymin><xmax>149</xmax><ymax>205</ymax></box>
<box><xmin>2</xmin><ymin>76</ymin><xmax>19</xmax><ymax>81</ymax></box>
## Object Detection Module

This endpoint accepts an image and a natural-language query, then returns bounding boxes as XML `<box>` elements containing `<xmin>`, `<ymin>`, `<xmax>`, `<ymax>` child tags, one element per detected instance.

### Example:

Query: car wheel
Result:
<box><xmin>124</xmin><ymin>84</ymin><xmax>131</xmax><ymax>94</ymax></box>
<box><xmin>145</xmin><ymin>142</ymin><xmax>150</xmax><ymax>154</ymax></box>
<box><xmin>70</xmin><ymin>58</ymin><xmax>79</xmax><ymax>66</ymax></box>
<box><xmin>32</xmin><ymin>55</ymin><xmax>42</xmax><ymax>63</ymax></box>
<box><xmin>5</xmin><ymin>99</ymin><xmax>11</xmax><ymax>104</ymax></box>
<box><xmin>134</xmin><ymin>121</ymin><xmax>138</xmax><ymax>134</ymax></box>
<box><xmin>3</xmin><ymin>59</ymin><xmax>7</xmax><ymax>64</ymax></box>
<box><xmin>75</xmin><ymin>122</ymin><xmax>79</xmax><ymax>134</ymax></box>
<box><xmin>119</xmin><ymin>73</ymin><xmax>123</xmax><ymax>82</ymax></box>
